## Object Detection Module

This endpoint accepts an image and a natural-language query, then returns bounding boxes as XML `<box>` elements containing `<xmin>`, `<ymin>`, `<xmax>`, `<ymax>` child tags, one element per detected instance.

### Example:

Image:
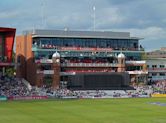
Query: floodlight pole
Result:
<box><xmin>93</xmin><ymin>6</ymin><xmax>96</xmax><ymax>31</ymax></box>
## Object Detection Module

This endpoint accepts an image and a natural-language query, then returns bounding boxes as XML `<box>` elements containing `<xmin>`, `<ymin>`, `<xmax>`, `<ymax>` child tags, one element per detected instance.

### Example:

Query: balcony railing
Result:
<box><xmin>61</xmin><ymin>63</ymin><xmax>118</xmax><ymax>67</ymax></box>
<box><xmin>127</xmin><ymin>70</ymin><xmax>148</xmax><ymax>74</ymax></box>
<box><xmin>60</xmin><ymin>70</ymin><xmax>115</xmax><ymax>75</ymax></box>
<box><xmin>32</xmin><ymin>45</ymin><xmax>144</xmax><ymax>52</ymax></box>
<box><xmin>126</xmin><ymin>60</ymin><xmax>146</xmax><ymax>64</ymax></box>
<box><xmin>150</xmin><ymin>76</ymin><xmax>166</xmax><ymax>81</ymax></box>
<box><xmin>148</xmin><ymin>68</ymin><xmax>166</xmax><ymax>72</ymax></box>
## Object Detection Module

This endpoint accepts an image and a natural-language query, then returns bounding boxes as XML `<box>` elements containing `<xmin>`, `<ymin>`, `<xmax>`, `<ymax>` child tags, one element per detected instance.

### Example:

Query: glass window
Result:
<box><xmin>152</xmin><ymin>73</ymin><xmax>157</xmax><ymax>76</ymax></box>
<box><xmin>159</xmin><ymin>73</ymin><xmax>165</xmax><ymax>76</ymax></box>
<box><xmin>152</xmin><ymin>65</ymin><xmax>157</xmax><ymax>68</ymax></box>
<box><xmin>0</xmin><ymin>35</ymin><xmax>2</xmax><ymax>57</ymax></box>
<box><xmin>40</xmin><ymin>64</ymin><xmax>52</xmax><ymax>70</ymax></box>
<box><xmin>160</xmin><ymin>65</ymin><xmax>165</xmax><ymax>68</ymax></box>
<box><xmin>36</xmin><ymin>37</ymin><xmax>140</xmax><ymax>55</ymax></box>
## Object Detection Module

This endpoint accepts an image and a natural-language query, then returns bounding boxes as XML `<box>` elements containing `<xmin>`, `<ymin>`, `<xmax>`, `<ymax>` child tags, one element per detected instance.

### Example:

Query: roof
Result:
<box><xmin>23</xmin><ymin>29</ymin><xmax>141</xmax><ymax>40</ymax></box>
<box><xmin>52</xmin><ymin>52</ymin><xmax>60</xmax><ymax>58</ymax></box>
<box><xmin>118</xmin><ymin>53</ymin><xmax>125</xmax><ymax>58</ymax></box>
<box><xmin>0</xmin><ymin>27</ymin><xmax>16</xmax><ymax>32</ymax></box>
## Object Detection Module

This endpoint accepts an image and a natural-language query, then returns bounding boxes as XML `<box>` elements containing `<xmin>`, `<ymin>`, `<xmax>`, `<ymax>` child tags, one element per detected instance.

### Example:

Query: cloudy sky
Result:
<box><xmin>0</xmin><ymin>0</ymin><xmax>166</xmax><ymax>51</ymax></box>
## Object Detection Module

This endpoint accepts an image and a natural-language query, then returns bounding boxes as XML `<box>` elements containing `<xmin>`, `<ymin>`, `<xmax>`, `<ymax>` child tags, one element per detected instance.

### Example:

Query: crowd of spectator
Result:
<box><xmin>0</xmin><ymin>75</ymin><xmax>41</xmax><ymax>97</ymax></box>
<box><xmin>0</xmin><ymin>75</ymin><xmax>166</xmax><ymax>99</ymax></box>
<box><xmin>151</xmin><ymin>80</ymin><xmax>166</xmax><ymax>94</ymax></box>
<box><xmin>0</xmin><ymin>76</ymin><xmax>29</xmax><ymax>97</ymax></box>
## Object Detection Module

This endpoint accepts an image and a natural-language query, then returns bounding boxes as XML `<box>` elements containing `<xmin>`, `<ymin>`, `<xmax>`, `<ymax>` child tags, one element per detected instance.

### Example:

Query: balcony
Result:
<box><xmin>126</xmin><ymin>60</ymin><xmax>146</xmax><ymax>65</ymax></box>
<box><xmin>61</xmin><ymin>63</ymin><xmax>118</xmax><ymax>67</ymax></box>
<box><xmin>32</xmin><ymin>45</ymin><xmax>57</xmax><ymax>52</ymax></box>
<box><xmin>127</xmin><ymin>70</ymin><xmax>148</xmax><ymax>75</ymax></box>
<box><xmin>148</xmin><ymin>68</ymin><xmax>166</xmax><ymax>72</ymax></box>
<box><xmin>32</xmin><ymin>45</ymin><xmax>145</xmax><ymax>52</ymax></box>
<box><xmin>60</xmin><ymin>70</ymin><xmax>115</xmax><ymax>75</ymax></box>
<box><xmin>150</xmin><ymin>76</ymin><xmax>166</xmax><ymax>81</ymax></box>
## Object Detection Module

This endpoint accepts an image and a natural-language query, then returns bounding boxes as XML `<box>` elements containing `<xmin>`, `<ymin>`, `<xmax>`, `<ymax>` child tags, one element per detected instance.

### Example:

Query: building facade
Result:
<box><xmin>0</xmin><ymin>27</ymin><xmax>16</xmax><ymax>75</ymax></box>
<box><xmin>146</xmin><ymin>48</ymin><xmax>166</xmax><ymax>82</ymax></box>
<box><xmin>16</xmin><ymin>29</ymin><xmax>147</xmax><ymax>89</ymax></box>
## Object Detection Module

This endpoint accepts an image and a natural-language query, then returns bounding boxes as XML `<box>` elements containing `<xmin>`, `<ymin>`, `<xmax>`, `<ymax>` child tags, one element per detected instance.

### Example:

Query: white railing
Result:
<box><xmin>126</xmin><ymin>60</ymin><xmax>146</xmax><ymax>64</ymax></box>
<box><xmin>21</xmin><ymin>78</ymin><xmax>32</xmax><ymax>91</ymax></box>
<box><xmin>151</xmin><ymin>76</ymin><xmax>166</xmax><ymax>81</ymax></box>
<box><xmin>127</xmin><ymin>70</ymin><xmax>148</xmax><ymax>74</ymax></box>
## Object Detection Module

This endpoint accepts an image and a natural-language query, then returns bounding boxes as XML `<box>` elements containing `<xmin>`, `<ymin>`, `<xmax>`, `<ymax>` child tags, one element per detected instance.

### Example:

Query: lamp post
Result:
<box><xmin>93</xmin><ymin>6</ymin><xmax>96</xmax><ymax>31</ymax></box>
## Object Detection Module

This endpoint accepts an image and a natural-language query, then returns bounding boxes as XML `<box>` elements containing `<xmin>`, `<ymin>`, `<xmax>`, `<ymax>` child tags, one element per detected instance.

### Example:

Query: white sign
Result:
<box><xmin>35</xmin><ymin>59</ymin><xmax>53</xmax><ymax>63</ymax></box>
<box><xmin>43</xmin><ymin>70</ymin><xmax>54</xmax><ymax>74</ymax></box>
<box><xmin>128</xmin><ymin>70</ymin><xmax>148</xmax><ymax>74</ymax></box>
<box><xmin>126</xmin><ymin>61</ymin><xmax>146</xmax><ymax>64</ymax></box>
<box><xmin>36</xmin><ymin>70</ymin><xmax>54</xmax><ymax>74</ymax></box>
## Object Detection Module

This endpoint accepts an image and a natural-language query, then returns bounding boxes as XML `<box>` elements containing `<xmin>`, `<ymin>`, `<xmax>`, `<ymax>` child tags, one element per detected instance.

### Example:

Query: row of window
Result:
<box><xmin>150</xmin><ymin>73</ymin><xmax>166</xmax><ymax>76</ymax></box>
<box><xmin>126</xmin><ymin>66</ymin><xmax>143</xmax><ymax>71</ymax></box>
<box><xmin>147</xmin><ymin>65</ymin><xmax>165</xmax><ymax>68</ymax></box>
<box><xmin>33</xmin><ymin>37</ymin><xmax>139</xmax><ymax>49</ymax></box>
<box><xmin>147</xmin><ymin>52</ymin><xmax>166</xmax><ymax>55</ymax></box>
<box><xmin>34</xmin><ymin>51</ymin><xmax>141</xmax><ymax>61</ymax></box>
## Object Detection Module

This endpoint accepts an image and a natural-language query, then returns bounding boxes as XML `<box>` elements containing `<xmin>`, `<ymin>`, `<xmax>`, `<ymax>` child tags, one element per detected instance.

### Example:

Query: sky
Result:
<box><xmin>0</xmin><ymin>0</ymin><xmax>166</xmax><ymax>51</ymax></box>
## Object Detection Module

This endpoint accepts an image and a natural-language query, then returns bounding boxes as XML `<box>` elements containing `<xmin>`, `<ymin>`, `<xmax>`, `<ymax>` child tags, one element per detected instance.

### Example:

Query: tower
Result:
<box><xmin>52</xmin><ymin>51</ymin><xmax>60</xmax><ymax>89</ymax></box>
<box><xmin>117</xmin><ymin>53</ymin><xmax>126</xmax><ymax>72</ymax></box>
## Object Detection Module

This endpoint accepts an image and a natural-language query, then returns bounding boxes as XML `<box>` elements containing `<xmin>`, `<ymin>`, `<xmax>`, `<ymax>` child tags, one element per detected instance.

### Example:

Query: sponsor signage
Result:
<box><xmin>151</xmin><ymin>94</ymin><xmax>166</xmax><ymax>97</ymax></box>
<box><xmin>0</xmin><ymin>62</ymin><xmax>15</xmax><ymax>66</ymax></box>
<box><xmin>8</xmin><ymin>96</ymin><xmax>48</xmax><ymax>100</ymax></box>
<box><xmin>0</xmin><ymin>96</ymin><xmax>7</xmax><ymax>101</ymax></box>
<box><xmin>60</xmin><ymin>47</ymin><xmax>113</xmax><ymax>52</ymax></box>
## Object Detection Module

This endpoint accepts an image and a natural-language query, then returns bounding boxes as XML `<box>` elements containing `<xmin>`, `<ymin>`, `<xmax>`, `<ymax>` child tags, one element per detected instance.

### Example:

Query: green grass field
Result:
<box><xmin>0</xmin><ymin>98</ymin><xmax>166</xmax><ymax>123</ymax></box>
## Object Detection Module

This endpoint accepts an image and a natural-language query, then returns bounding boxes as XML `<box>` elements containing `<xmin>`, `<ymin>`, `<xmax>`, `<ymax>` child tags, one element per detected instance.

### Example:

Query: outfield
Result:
<box><xmin>0</xmin><ymin>98</ymin><xmax>166</xmax><ymax>123</ymax></box>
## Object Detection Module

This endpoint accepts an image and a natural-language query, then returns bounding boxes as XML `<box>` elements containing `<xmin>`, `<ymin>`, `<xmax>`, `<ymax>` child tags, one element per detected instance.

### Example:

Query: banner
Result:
<box><xmin>60</xmin><ymin>47</ymin><xmax>113</xmax><ymax>52</ymax></box>
<box><xmin>8</xmin><ymin>96</ymin><xmax>48</xmax><ymax>100</ymax></box>
<box><xmin>151</xmin><ymin>94</ymin><xmax>166</xmax><ymax>97</ymax></box>
<box><xmin>0</xmin><ymin>96</ymin><xmax>7</xmax><ymax>101</ymax></box>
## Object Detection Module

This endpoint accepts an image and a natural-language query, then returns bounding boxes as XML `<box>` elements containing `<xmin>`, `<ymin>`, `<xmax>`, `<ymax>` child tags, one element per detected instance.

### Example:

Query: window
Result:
<box><xmin>152</xmin><ymin>65</ymin><xmax>157</xmax><ymax>68</ymax></box>
<box><xmin>40</xmin><ymin>64</ymin><xmax>52</xmax><ymax>70</ymax></box>
<box><xmin>152</xmin><ymin>73</ymin><xmax>157</xmax><ymax>76</ymax></box>
<box><xmin>17</xmin><ymin>56</ymin><xmax>21</xmax><ymax>63</ymax></box>
<box><xmin>0</xmin><ymin>35</ymin><xmax>2</xmax><ymax>56</ymax></box>
<box><xmin>159</xmin><ymin>73</ymin><xmax>165</xmax><ymax>76</ymax></box>
<box><xmin>160</xmin><ymin>65</ymin><xmax>165</xmax><ymax>68</ymax></box>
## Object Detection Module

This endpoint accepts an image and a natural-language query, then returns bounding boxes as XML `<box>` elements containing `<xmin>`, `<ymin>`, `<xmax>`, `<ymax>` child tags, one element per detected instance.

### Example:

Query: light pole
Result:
<box><xmin>93</xmin><ymin>6</ymin><xmax>96</xmax><ymax>31</ymax></box>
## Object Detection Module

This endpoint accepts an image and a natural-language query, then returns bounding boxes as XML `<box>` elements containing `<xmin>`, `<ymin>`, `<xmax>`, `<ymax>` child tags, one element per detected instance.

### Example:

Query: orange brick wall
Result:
<box><xmin>16</xmin><ymin>34</ymin><xmax>37</xmax><ymax>85</ymax></box>
<box><xmin>16</xmin><ymin>35</ymin><xmax>26</xmax><ymax>78</ymax></box>
<box><xmin>26</xmin><ymin>34</ymin><xmax>37</xmax><ymax>86</ymax></box>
